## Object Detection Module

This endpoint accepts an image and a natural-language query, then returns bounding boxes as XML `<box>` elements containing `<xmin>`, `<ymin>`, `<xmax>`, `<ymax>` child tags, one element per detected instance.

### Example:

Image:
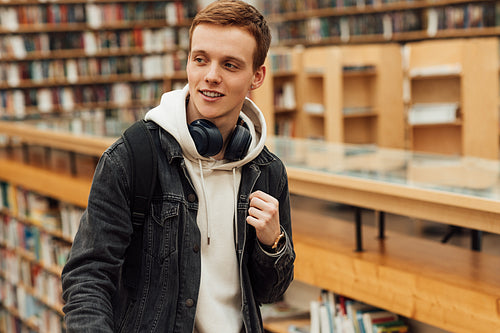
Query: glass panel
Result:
<box><xmin>268</xmin><ymin>136</ymin><xmax>500</xmax><ymax>200</ymax></box>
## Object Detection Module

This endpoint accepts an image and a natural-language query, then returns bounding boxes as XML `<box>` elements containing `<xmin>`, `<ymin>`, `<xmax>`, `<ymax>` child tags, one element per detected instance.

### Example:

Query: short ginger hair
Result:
<box><xmin>189</xmin><ymin>0</ymin><xmax>271</xmax><ymax>72</ymax></box>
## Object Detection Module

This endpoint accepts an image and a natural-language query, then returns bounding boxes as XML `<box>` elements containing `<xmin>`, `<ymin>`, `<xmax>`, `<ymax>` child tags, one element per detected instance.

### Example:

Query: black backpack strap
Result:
<box><xmin>121</xmin><ymin>119</ymin><xmax>158</xmax><ymax>298</ymax></box>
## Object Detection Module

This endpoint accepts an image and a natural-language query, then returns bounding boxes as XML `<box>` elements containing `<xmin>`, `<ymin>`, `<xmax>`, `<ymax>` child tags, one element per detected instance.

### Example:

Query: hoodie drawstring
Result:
<box><xmin>197</xmin><ymin>161</ymin><xmax>239</xmax><ymax>247</ymax></box>
<box><xmin>198</xmin><ymin>159</ymin><xmax>211</xmax><ymax>245</ymax></box>
<box><xmin>232</xmin><ymin>168</ymin><xmax>238</xmax><ymax>249</ymax></box>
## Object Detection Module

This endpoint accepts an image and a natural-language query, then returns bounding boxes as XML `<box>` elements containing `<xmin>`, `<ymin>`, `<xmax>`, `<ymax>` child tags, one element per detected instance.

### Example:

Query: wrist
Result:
<box><xmin>260</xmin><ymin>232</ymin><xmax>286</xmax><ymax>253</ymax></box>
<box><xmin>271</xmin><ymin>232</ymin><xmax>285</xmax><ymax>250</ymax></box>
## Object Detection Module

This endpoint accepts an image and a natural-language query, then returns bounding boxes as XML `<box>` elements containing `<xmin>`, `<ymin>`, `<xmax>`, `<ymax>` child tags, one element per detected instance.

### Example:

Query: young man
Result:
<box><xmin>61</xmin><ymin>1</ymin><xmax>295</xmax><ymax>332</ymax></box>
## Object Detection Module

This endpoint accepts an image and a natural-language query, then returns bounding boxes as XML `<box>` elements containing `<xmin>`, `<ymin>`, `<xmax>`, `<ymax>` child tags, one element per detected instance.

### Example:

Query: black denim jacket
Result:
<box><xmin>61</xmin><ymin>122</ymin><xmax>295</xmax><ymax>333</ymax></box>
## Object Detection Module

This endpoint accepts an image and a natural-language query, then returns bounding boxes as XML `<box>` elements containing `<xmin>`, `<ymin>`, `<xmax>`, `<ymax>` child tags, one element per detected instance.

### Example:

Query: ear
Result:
<box><xmin>250</xmin><ymin>65</ymin><xmax>266</xmax><ymax>90</ymax></box>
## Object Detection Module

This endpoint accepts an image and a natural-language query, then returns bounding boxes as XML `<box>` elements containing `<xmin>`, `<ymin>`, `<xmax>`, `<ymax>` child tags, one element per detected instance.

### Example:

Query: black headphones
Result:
<box><xmin>188</xmin><ymin>117</ymin><xmax>252</xmax><ymax>161</ymax></box>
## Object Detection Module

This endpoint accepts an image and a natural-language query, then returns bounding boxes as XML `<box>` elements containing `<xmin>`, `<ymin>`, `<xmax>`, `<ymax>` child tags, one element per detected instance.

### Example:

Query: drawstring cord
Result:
<box><xmin>198</xmin><ymin>159</ymin><xmax>211</xmax><ymax>245</ymax></box>
<box><xmin>197</xmin><ymin>161</ymin><xmax>239</xmax><ymax>247</ymax></box>
<box><xmin>232</xmin><ymin>168</ymin><xmax>238</xmax><ymax>249</ymax></box>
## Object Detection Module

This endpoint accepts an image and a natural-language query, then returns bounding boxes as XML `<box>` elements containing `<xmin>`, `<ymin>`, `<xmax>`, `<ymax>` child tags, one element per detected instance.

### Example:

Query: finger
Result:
<box><xmin>246</xmin><ymin>214</ymin><xmax>260</xmax><ymax>228</ymax></box>
<box><xmin>249</xmin><ymin>193</ymin><xmax>278</xmax><ymax>212</ymax></box>
<box><xmin>248</xmin><ymin>206</ymin><xmax>265</xmax><ymax>220</ymax></box>
<box><xmin>249</xmin><ymin>190</ymin><xmax>277</xmax><ymax>205</ymax></box>
<box><xmin>249</xmin><ymin>196</ymin><xmax>266</xmax><ymax>211</ymax></box>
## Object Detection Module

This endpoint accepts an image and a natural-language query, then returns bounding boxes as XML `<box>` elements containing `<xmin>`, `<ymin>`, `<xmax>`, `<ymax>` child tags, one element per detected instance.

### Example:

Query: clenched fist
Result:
<box><xmin>246</xmin><ymin>190</ymin><xmax>281</xmax><ymax>246</ymax></box>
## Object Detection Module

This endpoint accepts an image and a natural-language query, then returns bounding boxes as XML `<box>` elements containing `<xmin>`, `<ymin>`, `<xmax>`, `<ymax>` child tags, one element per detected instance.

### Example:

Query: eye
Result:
<box><xmin>225</xmin><ymin>62</ymin><xmax>238</xmax><ymax>70</ymax></box>
<box><xmin>193</xmin><ymin>56</ymin><xmax>206</xmax><ymax>64</ymax></box>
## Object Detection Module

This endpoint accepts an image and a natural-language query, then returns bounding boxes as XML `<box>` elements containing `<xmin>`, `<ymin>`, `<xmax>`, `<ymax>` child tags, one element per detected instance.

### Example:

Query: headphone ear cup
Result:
<box><xmin>224</xmin><ymin>124</ymin><xmax>252</xmax><ymax>161</ymax></box>
<box><xmin>188</xmin><ymin>119</ymin><xmax>223</xmax><ymax>157</ymax></box>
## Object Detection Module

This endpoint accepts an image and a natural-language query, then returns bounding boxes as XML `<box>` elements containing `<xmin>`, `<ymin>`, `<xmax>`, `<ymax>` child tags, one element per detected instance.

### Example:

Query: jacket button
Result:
<box><xmin>185</xmin><ymin>298</ymin><xmax>194</xmax><ymax>307</ymax></box>
<box><xmin>187</xmin><ymin>193</ymin><xmax>196</xmax><ymax>202</ymax></box>
<box><xmin>193</xmin><ymin>244</ymin><xmax>199</xmax><ymax>253</ymax></box>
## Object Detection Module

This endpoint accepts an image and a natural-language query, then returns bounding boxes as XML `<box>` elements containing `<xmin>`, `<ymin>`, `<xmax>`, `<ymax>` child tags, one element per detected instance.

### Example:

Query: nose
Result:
<box><xmin>204</xmin><ymin>63</ymin><xmax>222</xmax><ymax>84</ymax></box>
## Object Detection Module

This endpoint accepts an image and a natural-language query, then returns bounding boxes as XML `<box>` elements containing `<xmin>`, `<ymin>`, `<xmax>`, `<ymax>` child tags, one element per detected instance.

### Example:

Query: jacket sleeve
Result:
<box><xmin>61</xmin><ymin>142</ymin><xmax>133</xmax><ymax>332</ymax></box>
<box><xmin>249</xmin><ymin>160</ymin><xmax>295</xmax><ymax>304</ymax></box>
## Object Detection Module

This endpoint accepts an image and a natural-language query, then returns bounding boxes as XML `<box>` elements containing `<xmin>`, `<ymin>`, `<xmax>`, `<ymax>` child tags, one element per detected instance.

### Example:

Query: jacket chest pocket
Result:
<box><xmin>146</xmin><ymin>200</ymin><xmax>180</xmax><ymax>262</ymax></box>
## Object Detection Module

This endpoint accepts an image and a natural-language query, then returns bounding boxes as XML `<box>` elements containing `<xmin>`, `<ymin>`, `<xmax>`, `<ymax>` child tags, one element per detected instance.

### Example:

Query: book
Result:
<box><xmin>319</xmin><ymin>302</ymin><xmax>333</xmax><ymax>333</ymax></box>
<box><xmin>372</xmin><ymin>320</ymin><xmax>408</xmax><ymax>333</ymax></box>
<box><xmin>309</xmin><ymin>300</ymin><xmax>321</xmax><ymax>333</ymax></box>
<box><xmin>408</xmin><ymin>103</ymin><xmax>458</xmax><ymax>125</ymax></box>
<box><xmin>362</xmin><ymin>311</ymin><xmax>399</xmax><ymax>333</ymax></box>
<box><xmin>319</xmin><ymin>290</ymin><xmax>335</xmax><ymax>333</ymax></box>
<box><xmin>345</xmin><ymin>300</ymin><xmax>373</xmax><ymax>333</ymax></box>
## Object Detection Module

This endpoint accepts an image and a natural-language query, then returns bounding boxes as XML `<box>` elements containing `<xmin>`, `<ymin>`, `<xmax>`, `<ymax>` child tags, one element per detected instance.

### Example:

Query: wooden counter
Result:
<box><xmin>292</xmin><ymin>208</ymin><xmax>500</xmax><ymax>333</ymax></box>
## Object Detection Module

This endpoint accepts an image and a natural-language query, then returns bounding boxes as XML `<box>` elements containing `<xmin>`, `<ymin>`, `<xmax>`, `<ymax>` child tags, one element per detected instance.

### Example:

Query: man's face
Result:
<box><xmin>186</xmin><ymin>23</ymin><xmax>264</xmax><ymax>126</ymax></box>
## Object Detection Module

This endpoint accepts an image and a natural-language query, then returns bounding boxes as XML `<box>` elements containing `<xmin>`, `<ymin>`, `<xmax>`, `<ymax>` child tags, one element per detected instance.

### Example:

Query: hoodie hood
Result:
<box><xmin>144</xmin><ymin>84</ymin><xmax>267</xmax><ymax>168</ymax></box>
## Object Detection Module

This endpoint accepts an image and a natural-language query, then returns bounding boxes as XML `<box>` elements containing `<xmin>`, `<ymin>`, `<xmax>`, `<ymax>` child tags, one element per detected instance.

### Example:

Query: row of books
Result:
<box><xmin>2</xmin><ymin>51</ymin><xmax>187</xmax><ymax>87</ymax></box>
<box><xmin>86</xmin><ymin>2</ymin><xmax>192</xmax><ymax>28</ymax></box>
<box><xmin>259</xmin><ymin>0</ymin><xmax>407</xmax><ymax>15</ymax></box>
<box><xmin>259</xmin><ymin>0</ymin><xmax>488</xmax><ymax>16</ymax></box>
<box><xmin>274</xmin><ymin>81</ymin><xmax>297</xmax><ymax>110</ymax></box>
<box><xmin>271</xmin><ymin>12</ymin><xmax>402</xmax><ymax>43</ymax></box>
<box><xmin>0</xmin><ymin>27</ymin><xmax>189</xmax><ymax>60</ymax></box>
<box><xmin>24</xmin><ymin>78</ymin><xmax>183</xmax><ymax>135</ymax></box>
<box><xmin>1</xmin><ymin>248</ymin><xmax>64</xmax><ymax>309</ymax></box>
<box><xmin>1</xmin><ymin>214</ymin><xmax>71</xmax><ymax>270</ymax></box>
<box><xmin>0</xmin><ymin>307</ymin><xmax>36</xmax><ymax>333</ymax></box>
<box><xmin>0</xmin><ymin>279</ymin><xmax>63</xmax><ymax>333</ymax></box>
<box><xmin>2</xmin><ymin>104</ymin><xmax>150</xmax><ymax>138</ymax></box>
<box><xmin>310</xmin><ymin>290</ymin><xmax>409</xmax><ymax>333</ymax></box>
<box><xmin>269</xmin><ymin>2</ymin><xmax>497</xmax><ymax>43</ymax></box>
<box><xmin>269</xmin><ymin>52</ymin><xmax>295</xmax><ymax>72</ymax></box>
<box><xmin>427</xmin><ymin>4</ymin><xmax>497</xmax><ymax>35</ymax></box>
<box><xmin>0</xmin><ymin>1</ymin><xmax>195</xmax><ymax>31</ymax></box>
<box><xmin>4</xmin><ymin>3</ymin><xmax>86</xmax><ymax>26</ymax></box>
<box><xmin>0</xmin><ymin>182</ymin><xmax>83</xmax><ymax>242</ymax></box>
<box><xmin>0</xmin><ymin>82</ymin><xmax>163</xmax><ymax>118</ymax></box>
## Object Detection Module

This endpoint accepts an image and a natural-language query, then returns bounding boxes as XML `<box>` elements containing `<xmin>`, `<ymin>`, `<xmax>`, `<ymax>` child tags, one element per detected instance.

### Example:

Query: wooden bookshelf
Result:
<box><xmin>403</xmin><ymin>37</ymin><xmax>499</xmax><ymax>159</ymax></box>
<box><xmin>255</xmin><ymin>43</ymin><xmax>405</xmax><ymax>148</ymax></box>
<box><xmin>260</xmin><ymin>0</ymin><xmax>499</xmax><ymax>47</ymax></box>
<box><xmin>0</xmin><ymin>160</ymin><xmax>90</xmax><ymax>207</ymax></box>
<box><xmin>258</xmin><ymin>37</ymin><xmax>500</xmax><ymax>157</ymax></box>
<box><xmin>340</xmin><ymin>44</ymin><xmax>405</xmax><ymax>148</ymax></box>
<box><xmin>0</xmin><ymin>121</ymin><xmax>113</xmax><ymax>157</ymax></box>
<box><xmin>0</xmin><ymin>0</ymin><xmax>194</xmax><ymax>122</ymax></box>
<box><xmin>0</xmin><ymin>125</ymin><xmax>112</xmax><ymax>331</ymax></box>
<box><xmin>297</xmin><ymin>46</ymin><xmax>338</xmax><ymax>141</ymax></box>
<box><xmin>252</xmin><ymin>46</ymin><xmax>303</xmax><ymax>138</ymax></box>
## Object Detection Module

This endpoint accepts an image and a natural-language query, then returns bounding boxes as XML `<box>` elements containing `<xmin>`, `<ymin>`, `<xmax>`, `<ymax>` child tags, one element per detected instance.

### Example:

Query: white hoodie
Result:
<box><xmin>144</xmin><ymin>84</ymin><xmax>267</xmax><ymax>333</ymax></box>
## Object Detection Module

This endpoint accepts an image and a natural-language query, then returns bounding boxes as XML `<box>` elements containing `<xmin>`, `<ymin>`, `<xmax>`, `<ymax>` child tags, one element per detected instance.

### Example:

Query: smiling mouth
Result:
<box><xmin>201</xmin><ymin>90</ymin><xmax>224</xmax><ymax>98</ymax></box>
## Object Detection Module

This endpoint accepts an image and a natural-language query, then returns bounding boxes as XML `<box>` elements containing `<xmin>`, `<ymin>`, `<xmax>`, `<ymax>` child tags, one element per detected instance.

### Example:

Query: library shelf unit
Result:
<box><xmin>0</xmin><ymin>0</ymin><xmax>194</xmax><ymax>126</ymax></box>
<box><xmin>0</xmin><ymin>122</ymin><xmax>110</xmax><ymax>332</ymax></box>
<box><xmin>259</xmin><ymin>0</ymin><xmax>499</xmax><ymax>47</ymax></box>
<box><xmin>254</xmin><ymin>43</ymin><xmax>405</xmax><ymax>148</ymax></box>
<box><xmin>253</xmin><ymin>46</ymin><xmax>304</xmax><ymax>138</ymax></box>
<box><xmin>2</xmin><ymin>123</ymin><xmax>500</xmax><ymax>332</ymax></box>
<box><xmin>337</xmin><ymin>44</ymin><xmax>404</xmax><ymax>148</ymax></box>
<box><xmin>403</xmin><ymin>37</ymin><xmax>499</xmax><ymax>159</ymax></box>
